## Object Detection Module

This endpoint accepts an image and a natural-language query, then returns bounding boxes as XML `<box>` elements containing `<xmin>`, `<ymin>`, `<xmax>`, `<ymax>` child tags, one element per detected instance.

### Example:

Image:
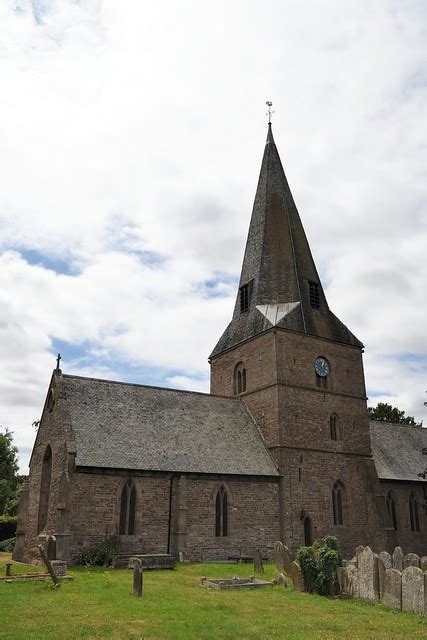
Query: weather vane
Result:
<box><xmin>266</xmin><ymin>101</ymin><xmax>274</xmax><ymax>124</ymax></box>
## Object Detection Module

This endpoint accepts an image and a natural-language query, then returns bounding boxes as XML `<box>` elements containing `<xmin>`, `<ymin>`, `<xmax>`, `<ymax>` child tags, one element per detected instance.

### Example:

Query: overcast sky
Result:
<box><xmin>1</xmin><ymin>0</ymin><xmax>426</xmax><ymax>472</ymax></box>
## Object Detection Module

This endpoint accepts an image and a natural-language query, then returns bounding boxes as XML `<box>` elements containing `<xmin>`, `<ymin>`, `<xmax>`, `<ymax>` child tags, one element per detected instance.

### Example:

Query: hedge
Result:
<box><xmin>0</xmin><ymin>516</ymin><xmax>17</xmax><ymax>542</ymax></box>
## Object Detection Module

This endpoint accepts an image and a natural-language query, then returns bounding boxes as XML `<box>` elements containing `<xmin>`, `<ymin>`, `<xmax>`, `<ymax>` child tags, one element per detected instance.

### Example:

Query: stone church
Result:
<box><xmin>14</xmin><ymin>123</ymin><xmax>427</xmax><ymax>565</ymax></box>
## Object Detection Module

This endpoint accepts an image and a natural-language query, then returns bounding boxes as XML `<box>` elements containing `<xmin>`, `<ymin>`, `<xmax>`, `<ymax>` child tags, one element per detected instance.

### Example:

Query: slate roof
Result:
<box><xmin>369</xmin><ymin>420</ymin><xmax>427</xmax><ymax>483</ymax></box>
<box><xmin>61</xmin><ymin>374</ymin><xmax>278</xmax><ymax>477</ymax></box>
<box><xmin>210</xmin><ymin>124</ymin><xmax>362</xmax><ymax>358</ymax></box>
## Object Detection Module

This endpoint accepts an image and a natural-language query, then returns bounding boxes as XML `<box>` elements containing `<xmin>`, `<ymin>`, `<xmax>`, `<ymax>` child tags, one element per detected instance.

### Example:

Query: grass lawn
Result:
<box><xmin>0</xmin><ymin>552</ymin><xmax>426</xmax><ymax>639</ymax></box>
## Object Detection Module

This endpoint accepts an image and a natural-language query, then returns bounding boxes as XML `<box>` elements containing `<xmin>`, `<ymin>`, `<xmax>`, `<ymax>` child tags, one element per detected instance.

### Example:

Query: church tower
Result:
<box><xmin>210</xmin><ymin>122</ymin><xmax>381</xmax><ymax>555</ymax></box>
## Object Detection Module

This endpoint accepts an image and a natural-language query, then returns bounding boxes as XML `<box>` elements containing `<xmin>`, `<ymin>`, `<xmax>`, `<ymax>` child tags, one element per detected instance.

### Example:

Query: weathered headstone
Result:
<box><xmin>290</xmin><ymin>561</ymin><xmax>303</xmax><ymax>592</ymax></box>
<box><xmin>355</xmin><ymin>545</ymin><xmax>365</xmax><ymax>566</ymax></box>
<box><xmin>282</xmin><ymin>544</ymin><xmax>293</xmax><ymax>574</ymax></box>
<box><xmin>392</xmin><ymin>546</ymin><xmax>403</xmax><ymax>572</ymax></box>
<box><xmin>277</xmin><ymin>573</ymin><xmax>288</xmax><ymax>587</ymax></box>
<box><xmin>253</xmin><ymin>548</ymin><xmax>264</xmax><ymax>573</ymax></box>
<box><xmin>358</xmin><ymin>546</ymin><xmax>379</xmax><ymax>603</ymax></box>
<box><xmin>379</xmin><ymin>551</ymin><xmax>392</xmax><ymax>569</ymax></box>
<box><xmin>132</xmin><ymin>558</ymin><xmax>143</xmax><ymax>597</ymax></box>
<box><xmin>37</xmin><ymin>544</ymin><xmax>60</xmax><ymax>586</ymax></box>
<box><xmin>347</xmin><ymin>564</ymin><xmax>360</xmax><ymax>598</ymax></box>
<box><xmin>5</xmin><ymin>563</ymin><xmax>12</xmax><ymax>577</ymax></box>
<box><xmin>421</xmin><ymin>556</ymin><xmax>427</xmax><ymax>572</ymax></box>
<box><xmin>402</xmin><ymin>566</ymin><xmax>424</xmax><ymax>614</ymax></box>
<box><xmin>403</xmin><ymin>553</ymin><xmax>420</xmax><ymax>569</ymax></box>
<box><xmin>273</xmin><ymin>541</ymin><xmax>285</xmax><ymax>573</ymax></box>
<box><xmin>377</xmin><ymin>556</ymin><xmax>387</xmax><ymax>601</ymax></box>
<box><xmin>382</xmin><ymin>568</ymin><xmax>402</xmax><ymax>611</ymax></box>
<box><xmin>51</xmin><ymin>560</ymin><xmax>67</xmax><ymax>579</ymax></box>
<box><xmin>337</xmin><ymin>566</ymin><xmax>350</xmax><ymax>595</ymax></box>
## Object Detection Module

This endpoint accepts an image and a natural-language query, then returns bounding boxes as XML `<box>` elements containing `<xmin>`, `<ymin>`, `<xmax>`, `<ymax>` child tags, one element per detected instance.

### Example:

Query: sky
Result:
<box><xmin>1</xmin><ymin>0</ymin><xmax>426</xmax><ymax>473</ymax></box>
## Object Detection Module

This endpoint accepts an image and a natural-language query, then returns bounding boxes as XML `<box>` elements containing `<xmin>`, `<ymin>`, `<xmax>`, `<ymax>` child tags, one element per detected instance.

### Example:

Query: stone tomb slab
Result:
<box><xmin>200</xmin><ymin>576</ymin><xmax>276</xmax><ymax>590</ymax></box>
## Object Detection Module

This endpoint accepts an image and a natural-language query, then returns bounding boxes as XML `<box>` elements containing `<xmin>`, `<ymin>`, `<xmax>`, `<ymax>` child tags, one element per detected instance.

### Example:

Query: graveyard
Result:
<box><xmin>1</xmin><ymin>552</ymin><xmax>426</xmax><ymax>639</ymax></box>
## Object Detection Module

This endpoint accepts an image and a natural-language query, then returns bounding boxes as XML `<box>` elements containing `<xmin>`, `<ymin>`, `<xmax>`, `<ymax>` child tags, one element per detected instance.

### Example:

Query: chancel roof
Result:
<box><xmin>61</xmin><ymin>374</ymin><xmax>278</xmax><ymax>477</ymax></box>
<box><xmin>370</xmin><ymin>420</ymin><xmax>427</xmax><ymax>483</ymax></box>
<box><xmin>210</xmin><ymin>124</ymin><xmax>362</xmax><ymax>358</ymax></box>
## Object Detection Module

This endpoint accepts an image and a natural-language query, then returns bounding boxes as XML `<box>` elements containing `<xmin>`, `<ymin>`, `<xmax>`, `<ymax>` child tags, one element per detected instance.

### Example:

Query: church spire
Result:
<box><xmin>210</xmin><ymin>122</ymin><xmax>362</xmax><ymax>358</ymax></box>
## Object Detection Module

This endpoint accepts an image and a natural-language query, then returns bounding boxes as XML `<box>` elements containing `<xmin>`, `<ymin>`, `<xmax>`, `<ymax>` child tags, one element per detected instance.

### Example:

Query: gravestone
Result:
<box><xmin>277</xmin><ymin>573</ymin><xmax>288</xmax><ymax>587</ymax></box>
<box><xmin>377</xmin><ymin>556</ymin><xmax>387</xmax><ymax>601</ymax></box>
<box><xmin>338</xmin><ymin>566</ymin><xmax>350</xmax><ymax>595</ymax></box>
<box><xmin>51</xmin><ymin>560</ymin><xmax>67</xmax><ymax>579</ymax></box>
<box><xmin>421</xmin><ymin>556</ymin><xmax>427</xmax><ymax>572</ymax></box>
<box><xmin>382</xmin><ymin>568</ymin><xmax>402</xmax><ymax>611</ymax></box>
<box><xmin>392</xmin><ymin>546</ymin><xmax>403</xmax><ymax>572</ymax></box>
<box><xmin>347</xmin><ymin>564</ymin><xmax>360</xmax><ymax>598</ymax></box>
<box><xmin>403</xmin><ymin>553</ymin><xmax>420</xmax><ymax>569</ymax></box>
<box><xmin>358</xmin><ymin>546</ymin><xmax>379</xmax><ymax>603</ymax></box>
<box><xmin>379</xmin><ymin>551</ymin><xmax>392</xmax><ymax>569</ymax></box>
<box><xmin>273</xmin><ymin>541</ymin><xmax>285</xmax><ymax>573</ymax></box>
<box><xmin>355</xmin><ymin>546</ymin><xmax>365</xmax><ymax>566</ymax></box>
<box><xmin>283</xmin><ymin>545</ymin><xmax>293</xmax><ymax>574</ymax></box>
<box><xmin>253</xmin><ymin>548</ymin><xmax>264</xmax><ymax>573</ymax></box>
<box><xmin>402</xmin><ymin>566</ymin><xmax>424</xmax><ymax>614</ymax></box>
<box><xmin>290</xmin><ymin>562</ymin><xmax>303</xmax><ymax>592</ymax></box>
<box><xmin>132</xmin><ymin>558</ymin><xmax>143</xmax><ymax>597</ymax></box>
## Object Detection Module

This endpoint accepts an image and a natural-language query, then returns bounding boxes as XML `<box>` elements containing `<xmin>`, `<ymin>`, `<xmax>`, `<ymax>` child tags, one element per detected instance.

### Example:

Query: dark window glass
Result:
<box><xmin>234</xmin><ymin>363</ymin><xmax>246</xmax><ymax>395</ymax></box>
<box><xmin>330</xmin><ymin>415</ymin><xmax>339</xmax><ymax>440</ymax></box>
<box><xmin>119</xmin><ymin>480</ymin><xmax>137</xmax><ymax>535</ymax></box>
<box><xmin>409</xmin><ymin>493</ymin><xmax>420</xmax><ymax>532</ymax></box>
<box><xmin>240</xmin><ymin>283</ymin><xmax>251</xmax><ymax>312</ymax></box>
<box><xmin>304</xmin><ymin>516</ymin><xmax>312</xmax><ymax>546</ymax></box>
<box><xmin>332</xmin><ymin>482</ymin><xmax>344</xmax><ymax>525</ymax></box>
<box><xmin>215</xmin><ymin>486</ymin><xmax>228</xmax><ymax>537</ymax></box>
<box><xmin>309</xmin><ymin>282</ymin><xmax>320</xmax><ymax>309</ymax></box>
<box><xmin>386</xmin><ymin>492</ymin><xmax>397</xmax><ymax>530</ymax></box>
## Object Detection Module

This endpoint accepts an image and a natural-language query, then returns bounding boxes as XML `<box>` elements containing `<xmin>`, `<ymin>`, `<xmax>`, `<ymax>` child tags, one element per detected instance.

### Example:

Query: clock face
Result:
<box><xmin>315</xmin><ymin>356</ymin><xmax>330</xmax><ymax>377</ymax></box>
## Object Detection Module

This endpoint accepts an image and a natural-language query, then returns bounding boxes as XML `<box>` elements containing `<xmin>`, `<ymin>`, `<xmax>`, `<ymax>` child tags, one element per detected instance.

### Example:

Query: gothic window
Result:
<box><xmin>119</xmin><ymin>480</ymin><xmax>137</xmax><ymax>535</ymax></box>
<box><xmin>37</xmin><ymin>445</ymin><xmax>52</xmax><ymax>533</ymax></box>
<box><xmin>234</xmin><ymin>362</ymin><xmax>247</xmax><ymax>395</ymax></box>
<box><xmin>330</xmin><ymin>414</ymin><xmax>340</xmax><ymax>441</ymax></box>
<box><xmin>239</xmin><ymin>281</ymin><xmax>252</xmax><ymax>313</ymax></box>
<box><xmin>304</xmin><ymin>516</ymin><xmax>312</xmax><ymax>546</ymax></box>
<box><xmin>215</xmin><ymin>485</ymin><xmax>228</xmax><ymax>537</ymax></box>
<box><xmin>386</xmin><ymin>491</ymin><xmax>398</xmax><ymax>531</ymax></box>
<box><xmin>309</xmin><ymin>282</ymin><xmax>320</xmax><ymax>309</ymax></box>
<box><xmin>409</xmin><ymin>493</ymin><xmax>420</xmax><ymax>532</ymax></box>
<box><xmin>332</xmin><ymin>481</ymin><xmax>345</xmax><ymax>526</ymax></box>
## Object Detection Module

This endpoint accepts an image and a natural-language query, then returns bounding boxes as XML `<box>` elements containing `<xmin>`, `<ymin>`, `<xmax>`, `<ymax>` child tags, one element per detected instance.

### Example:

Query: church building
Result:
<box><xmin>14</xmin><ymin>123</ymin><xmax>427</xmax><ymax>565</ymax></box>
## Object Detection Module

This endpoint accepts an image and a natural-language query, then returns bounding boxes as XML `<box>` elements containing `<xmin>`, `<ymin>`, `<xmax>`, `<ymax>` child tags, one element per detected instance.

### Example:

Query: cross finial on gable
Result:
<box><xmin>56</xmin><ymin>353</ymin><xmax>61</xmax><ymax>370</ymax></box>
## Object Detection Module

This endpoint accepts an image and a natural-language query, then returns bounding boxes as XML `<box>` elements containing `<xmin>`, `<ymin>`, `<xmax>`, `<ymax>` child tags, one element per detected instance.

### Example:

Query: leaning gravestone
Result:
<box><xmin>290</xmin><ymin>561</ymin><xmax>303</xmax><ymax>592</ymax></box>
<box><xmin>403</xmin><ymin>553</ymin><xmax>420</xmax><ymax>569</ymax></box>
<box><xmin>402</xmin><ymin>566</ymin><xmax>424</xmax><ymax>614</ymax></box>
<box><xmin>379</xmin><ymin>551</ymin><xmax>392</xmax><ymax>569</ymax></box>
<box><xmin>377</xmin><ymin>556</ymin><xmax>387</xmax><ymax>601</ymax></box>
<box><xmin>392</xmin><ymin>546</ymin><xmax>404</xmax><ymax>572</ymax></box>
<box><xmin>421</xmin><ymin>556</ymin><xmax>427</xmax><ymax>572</ymax></box>
<box><xmin>382</xmin><ymin>568</ymin><xmax>402</xmax><ymax>611</ymax></box>
<box><xmin>358</xmin><ymin>546</ymin><xmax>379</xmax><ymax>603</ymax></box>
<box><xmin>273</xmin><ymin>541</ymin><xmax>285</xmax><ymax>573</ymax></box>
<box><xmin>253</xmin><ymin>548</ymin><xmax>264</xmax><ymax>573</ymax></box>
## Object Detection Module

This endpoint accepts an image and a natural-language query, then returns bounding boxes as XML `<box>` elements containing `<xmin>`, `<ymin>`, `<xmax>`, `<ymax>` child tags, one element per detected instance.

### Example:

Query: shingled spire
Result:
<box><xmin>210</xmin><ymin>123</ymin><xmax>362</xmax><ymax>358</ymax></box>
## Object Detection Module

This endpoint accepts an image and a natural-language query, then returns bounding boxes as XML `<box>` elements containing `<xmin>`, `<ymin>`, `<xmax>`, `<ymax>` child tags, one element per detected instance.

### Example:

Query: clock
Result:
<box><xmin>315</xmin><ymin>356</ymin><xmax>330</xmax><ymax>377</ymax></box>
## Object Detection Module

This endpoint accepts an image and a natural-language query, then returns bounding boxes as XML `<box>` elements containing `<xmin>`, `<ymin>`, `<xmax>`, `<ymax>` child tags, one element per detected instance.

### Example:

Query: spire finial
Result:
<box><xmin>56</xmin><ymin>353</ymin><xmax>61</xmax><ymax>371</ymax></box>
<box><xmin>266</xmin><ymin>101</ymin><xmax>274</xmax><ymax>124</ymax></box>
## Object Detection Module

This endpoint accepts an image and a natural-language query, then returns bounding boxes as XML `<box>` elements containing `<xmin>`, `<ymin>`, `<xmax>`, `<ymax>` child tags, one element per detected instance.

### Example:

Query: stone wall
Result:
<box><xmin>338</xmin><ymin>545</ymin><xmax>427</xmax><ymax>615</ymax></box>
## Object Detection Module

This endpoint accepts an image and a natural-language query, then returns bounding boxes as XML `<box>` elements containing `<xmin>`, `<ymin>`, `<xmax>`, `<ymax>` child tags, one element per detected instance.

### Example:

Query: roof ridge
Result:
<box><xmin>369</xmin><ymin>419</ymin><xmax>425</xmax><ymax>431</ymax></box>
<box><xmin>61</xmin><ymin>373</ymin><xmax>241</xmax><ymax>401</ymax></box>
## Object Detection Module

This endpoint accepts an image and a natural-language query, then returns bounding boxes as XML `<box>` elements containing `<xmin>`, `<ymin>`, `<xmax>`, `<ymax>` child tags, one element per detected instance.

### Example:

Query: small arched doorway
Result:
<box><xmin>304</xmin><ymin>516</ymin><xmax>312</xmax><ymax>546</ymax></box>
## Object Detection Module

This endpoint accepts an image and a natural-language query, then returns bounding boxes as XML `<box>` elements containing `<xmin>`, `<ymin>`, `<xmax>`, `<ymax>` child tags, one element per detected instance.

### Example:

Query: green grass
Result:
<box><xmin>0</xmin><ymin>552</ymin><xmax>425</xmax><ymax>639</ymax></box>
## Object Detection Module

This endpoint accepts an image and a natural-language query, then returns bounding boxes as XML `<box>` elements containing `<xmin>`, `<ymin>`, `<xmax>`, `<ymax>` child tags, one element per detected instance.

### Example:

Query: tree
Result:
<box><xmin>368</xmin><ymin>402</ymin><xmax>422</xmax><ymax>427</ymax></box>
<box><xmin>0</xmin><ymin>428</ymin><xmax>19</xmax><ymax>515</ymax></box>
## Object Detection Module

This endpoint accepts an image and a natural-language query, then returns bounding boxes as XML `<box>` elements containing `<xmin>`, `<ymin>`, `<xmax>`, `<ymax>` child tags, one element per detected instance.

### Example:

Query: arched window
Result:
<box><xmin>304</xmin><ymin>516</ymin><xmax>312</xmax><ymax>546</ymax></box>
<box><xmin>332</xmin><ymin>481</ymin><xmax>345</xmax><ymax>526</ymax></box>
<box><xmin>37</xmin><ymin>445</ymin><xmax>52</xmax><ymax>533</ymax></box>
<box><xmin>386</xmin><ymin>491</ymin><xmax>398</xmax><ymax>530</ymax></box>
<box><xmin>409</xmin><ymin>493</ymin><xmax>420</xmax><ymax>532</ymax></box>
<box><xmin>119</xmin><ymin>480</ymin><xmax>136</xmax><ymax>535</ymax></box>
<box><xmin>233</xmin><ymin>362</ymin><xmax>247</xmax><ymax>395</ymax></box>
<box><xmin>215</xmin><ymin>485</ymin><xmax>228</xmax><ymax>537</ymax></box>
<box><xmin>330</xmin><ymin>414</ymin><xmax>340</xmax><ymax>441</ymax></box>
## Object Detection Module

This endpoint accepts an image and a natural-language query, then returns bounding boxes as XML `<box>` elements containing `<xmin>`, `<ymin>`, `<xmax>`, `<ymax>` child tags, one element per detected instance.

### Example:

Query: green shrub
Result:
<box><xmin>296</xmin><ymin>536</ymin><xmax>340</xmax><ymax>596</ymax></box>
<box><xmin>79</xmin><ymin>536</ymin><xmax>121</xmax><ymax>566</ymax></box>
<box><xmin>0</xmin><ymin>515</ymin><xmax>17</xmax><ymax>542</ymax></box>
<box><xmin>0</xmin><ymin>537</ymin><xmax>16</xmax><ymax>552</ymax></box>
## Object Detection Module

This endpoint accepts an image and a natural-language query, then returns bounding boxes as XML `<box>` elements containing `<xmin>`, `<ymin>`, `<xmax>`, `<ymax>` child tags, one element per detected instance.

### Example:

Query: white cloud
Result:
<box><xmin>0</xmin><ymin>1</ymin><xmax>426</xmax><ymax>471</ymax></box>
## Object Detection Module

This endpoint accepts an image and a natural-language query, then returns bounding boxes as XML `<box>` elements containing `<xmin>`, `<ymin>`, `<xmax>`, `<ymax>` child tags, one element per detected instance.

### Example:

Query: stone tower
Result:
<box><xmin>210</xmin><ymin>123</ymin><xmax>382</xmax><ymax>555</ymax></box>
